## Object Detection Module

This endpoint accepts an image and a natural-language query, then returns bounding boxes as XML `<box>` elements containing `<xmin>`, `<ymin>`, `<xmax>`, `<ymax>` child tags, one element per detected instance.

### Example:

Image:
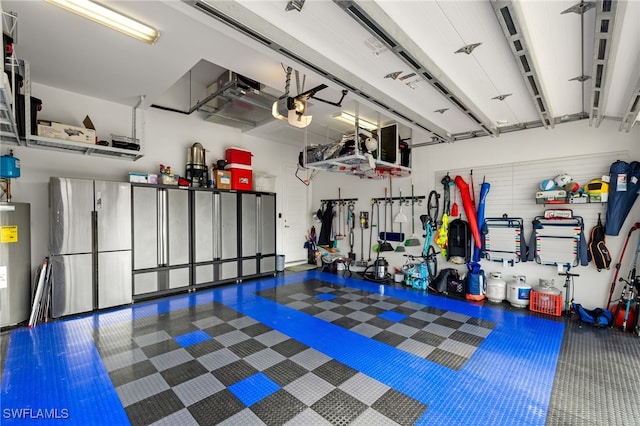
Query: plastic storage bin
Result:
<box><xmin>254</xmin><ymin>174</ymin><xmax>276</xmax><ymax>192</ymax></box>
<box><xmin>529</xmin><ymin>289</ymin><xmax>562</xmax><ymax>316</ymax></box>
<box><xmin>227</xmin><ymin>163</ymin><xmax>252</xmax><ymax>190</ymax></box>
<box><xmin>225</xmin><ymin>147</ymin><xmax>252</xmax><ymax>166</ymax></box>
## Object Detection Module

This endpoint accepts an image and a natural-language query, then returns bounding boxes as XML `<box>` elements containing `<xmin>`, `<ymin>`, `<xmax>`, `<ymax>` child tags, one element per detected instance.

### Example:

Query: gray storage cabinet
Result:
<box><xmin>240</xmin><ymin>192</ymin><xmax>276</xmax><ymax>277</ymax></box>
<box><xmin>132</xmin><ymin>185</ymin><xmax>190</xmax><ymax>297</ymax></box>
<box><xmin>192</xmin><ymin>189</ymin><xmax>239</xmax><ymax>286</ymax></box>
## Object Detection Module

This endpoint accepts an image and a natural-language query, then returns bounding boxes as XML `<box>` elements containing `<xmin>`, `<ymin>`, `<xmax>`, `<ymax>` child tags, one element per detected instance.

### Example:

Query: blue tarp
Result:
<box><xmin>605</xmin><ymin>160</ymin><xmax>640</xmax><ymax>236</ymax></box>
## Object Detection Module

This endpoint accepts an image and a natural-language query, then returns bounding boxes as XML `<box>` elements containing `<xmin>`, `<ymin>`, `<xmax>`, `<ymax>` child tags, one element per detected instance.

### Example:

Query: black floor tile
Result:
<box><xmin>212</xmin><ymin>359</ymin><xmax>258</xmax><ymax>387</ymax></box>
<box><xmin>312</xmin><ymin>359</ymin><xmax>358</xmax><ymax>387</ymax></box>
<box><xmin>411</xmin><ymin>330</ymin><xmax>447</xmax><ymax>347</ymax></box>
<box><xmin>372</xmin><ymin>330</ymin><xmax>406</xmax><ymax>347</ymax></box>
<box><xmin>109</xmin><ymin>360</ymin><xmax>158</xmax><ymax>388</ymax></box>
<box><xmin>426</xmin><ymin>348</ymin><xmax>467</xmax><ymax>370</ymax></box>
<box><xmin>370</xmin><ymin>388</ymin><xmax>428</xmax><ymax>426</ymax></box>
<box><xmin>311</xmin><ymin>388</ymin><xmax>368</xmax><ymax>425</ymax></box>
<box><xmin>203</xmin><ymin>322</ymin><xmax>235</xmax><ymax>337</ymax></box>
<box><xmin>184</xmin><ymin>338</ymin><xmax>225</xmax><ymax>358</ymax></box>
<box><xmin>241</xmin><ymin>322</ymin><xmax>273</xmax><ymax>337</ymax></box>
<box><xmin>125</xmin><ymin>389</ymin><xmax>185</xmax><ymax>425</ymax></box>
<box><xmin>228</xmin><ymin>338</ymin><xmax>268</xmax><ymax>358</ymax></box>
<box><xmin>449</xmin><ymin>330</ymin><xmax>485</xmax><ymax>347</ymax></box>
<box><xmin>271</xmin><ymin>338</ymin><xmax>309</xmax><ymax>357</ymax></box>
<box><xmin>188</xmin><ymin>389</ymin><xmax>245</xmax><ymax>425</ymax></box>
<box><xmin>432</xmin><ymin>317</ymin><xmax>464</xmax><ymax>329</ymax></box>
<box><xmin>331</xmin><ymin>316</ymin><xmax>361</xmax><ymax>329</ymax></box>
<box><xmin>263</xmin><ymin>359</ymin><xmax>308</xmax><ymax>386</ymax></box>
<box><xmin>140</xmin><ymin>339</ymin><xmax>181</xmax><ymax>358</ymax></box>
<box><xmin>251</xmin><ymin>389</ymin><xmax>306</xmax><ymax>426</ymax></box>
<box><xmin>160</xmin><ymin>359</ymin><xmax>208</xmax><ymax>387</ymax></box>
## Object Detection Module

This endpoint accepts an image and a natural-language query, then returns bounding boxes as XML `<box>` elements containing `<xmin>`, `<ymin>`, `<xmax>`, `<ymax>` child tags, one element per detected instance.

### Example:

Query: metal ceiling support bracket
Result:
<box><xmin>334</xmin><ymin>0</ymin><xmax>498</xmax><ymax>138</ymax></box>
<box><xmin>454</xmin><ymin>43</ymin><xmax>482</xmax><ymax>55</ymax></box>
<box><xmin>492</xmin><ymin>1</ymin><xmax>555</xmax><ymax>129</ymax></box>
<box><xmin>589</xmin><ymin>0</ymin><xmax>620</xmax><ymax>127</ymax></box>
<box><xmin>619</xmin><ymin>76</ymin><xmax>640</xmax><ymax>132</ymax></box>
<box><xmin>561</xmin><ymin>2</ymin><xmax>596</xmax><ymax>15</ymax></box>
<box><xmin>492</xmin><ymin>94</ymin><xmax>512</xmax><ymax>101</ymax></box>
<box><xmin>285</xmin><ymin>0</ymin><xmax>305</xmax><ymax>12</ymax></box>
<box><xmin>569</xmin><ymin>75</ymin><xmax>591</xmax><ymax>82</ymax></box>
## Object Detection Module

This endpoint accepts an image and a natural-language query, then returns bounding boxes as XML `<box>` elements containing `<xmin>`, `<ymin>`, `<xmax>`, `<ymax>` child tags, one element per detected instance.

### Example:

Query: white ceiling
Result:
<box><xmin>3</xmin><ymin>0</ymin><xmax>639</xmax><ymax>147</ymax></box>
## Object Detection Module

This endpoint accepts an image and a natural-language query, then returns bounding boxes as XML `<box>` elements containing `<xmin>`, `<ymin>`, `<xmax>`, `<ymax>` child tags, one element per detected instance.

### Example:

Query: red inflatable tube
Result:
<box><xmin>454</xmin><ymin>175</ymin><xmax>481</xmax><ymax>249</ymax></box>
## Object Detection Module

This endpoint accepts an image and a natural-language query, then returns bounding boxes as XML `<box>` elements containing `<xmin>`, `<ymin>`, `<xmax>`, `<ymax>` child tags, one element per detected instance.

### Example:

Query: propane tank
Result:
<box><xmin>486</xmin><ymin>272</ymin><xmax>507</xmax><ymax>303</ymax></box>
<box><xmin>507</xmin><ymin>275</ymin><xmax>531</xmax><ymax>308</ymax></box>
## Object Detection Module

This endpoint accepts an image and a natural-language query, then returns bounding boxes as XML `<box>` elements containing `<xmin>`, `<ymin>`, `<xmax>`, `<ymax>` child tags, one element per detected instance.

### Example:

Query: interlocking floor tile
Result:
<box><xmin>2</xmin><ymin>270</ymin><xmax>573</xmax><ymax>426</ymax></box>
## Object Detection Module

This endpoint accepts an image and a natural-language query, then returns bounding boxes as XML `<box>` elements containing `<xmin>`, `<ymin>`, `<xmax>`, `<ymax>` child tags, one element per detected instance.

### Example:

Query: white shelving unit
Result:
<box><xmin>0</xmin><ymin>6</ymin><xmax>144</xmax><ymax>161</ymax></box>
<box><xmin>0</xmin><ymin>10</ymin><xmax>20</xmax><ymax>147</ymax></box>
<box><xmin>305</xmin><ymin>152</ymin><xmax>411</xmax><ymax>179</ymax></box>
<box><xmin>304</xmin><ymin>120</ymin><xmax>412</xmax><ymax>179</ymax></box>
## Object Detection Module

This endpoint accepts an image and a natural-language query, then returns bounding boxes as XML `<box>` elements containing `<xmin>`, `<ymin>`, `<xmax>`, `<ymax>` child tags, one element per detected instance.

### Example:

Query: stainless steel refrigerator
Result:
<box><xmin>49</xmin><ymin>177</ymin><xmax>132</xmax><ymax>317</ymax></box>
<box><xmin>0</xmin><ymin>202</ymin><xmax>31</xmax><ymax>327</ymax></box>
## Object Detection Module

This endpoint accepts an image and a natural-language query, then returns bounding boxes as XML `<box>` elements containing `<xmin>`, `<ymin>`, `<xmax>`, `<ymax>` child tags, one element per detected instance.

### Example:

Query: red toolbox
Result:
<box><xmin>225</xmin><ymin>147</ymin><xmax>252</xmax><ymax>166</ymax></box>
<box><xmin>227</xmin><ymin>163</ymin><xmax>253</xmax><ymax>190</ymax></box>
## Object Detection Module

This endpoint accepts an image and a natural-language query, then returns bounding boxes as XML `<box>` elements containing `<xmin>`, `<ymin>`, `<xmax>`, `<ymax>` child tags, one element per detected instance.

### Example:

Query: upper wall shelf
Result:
<box><xmin>25</xmin><ymin>135</ymin><xmax>144</xmax><ymax>161</ymax></box>
<box><xmin>0</xmin><ymin>7</ymin><xmax>143</xmax><ymax>161</ymax></box>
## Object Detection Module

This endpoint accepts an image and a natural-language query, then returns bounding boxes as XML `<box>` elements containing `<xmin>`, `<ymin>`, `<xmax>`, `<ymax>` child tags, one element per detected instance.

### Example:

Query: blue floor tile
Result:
<box><xmin>228</xmin><ymin>372</ymin><xmax>280</xmax><ymax>407</ymax></box>
<box><xmin>174</xmin><ymin>330</ymin><xmax>211</xmax><ymax>347</ymax></box>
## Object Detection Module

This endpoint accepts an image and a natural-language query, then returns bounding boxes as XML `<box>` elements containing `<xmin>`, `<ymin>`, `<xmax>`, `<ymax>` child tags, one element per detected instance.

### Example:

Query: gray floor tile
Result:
<box><xmin>338</xmin><ymin>372</ymin><xmax>390</xmax><ymax>406</ymax></box>
<box><xmin>103</xmin><ymin>348</ymin><xmax>147</xmax><ymax>372</ymax></box>
<box><xmin>117</xmin><ymin>372</ymin><xmax>170</xmax><ymax>407</ymax></box>
<box><xmin>196</xmin><ymin>347</ymin><xmax>240</xmax><ymax>371</ymax></box>
<box><xmin>149</xmin><ymin>408</ymin><xmax>199</xmax><ymax>426</ymax></box>
<box><xmin>284</xmin><ymin>372</ymin><xmax>335</xmax><ymax>406</ymax></box>
<box><xmin>133</xmin><ymin>330</ymin><xmax>172</xmax><ymax>347</ymax></box>
<box><xmin>290</xmin><ymin>348</ymin><xmax>332</xmax><ymax>371</ymax></box>
<box><xmin>149</xmin><ymin>348</ymin><xmax>194</xmax><ymax>372</ymax></box>
<box><xmin>173</xmin><ymin>373</ymin><xmax>226</xmax><ymax>407</ymax></box>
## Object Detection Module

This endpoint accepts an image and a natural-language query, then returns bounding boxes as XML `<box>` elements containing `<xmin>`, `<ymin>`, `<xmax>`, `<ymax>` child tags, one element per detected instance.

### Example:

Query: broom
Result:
<box><xmin>404</xmin><ymin>183</ymin><xmax>421</xmax><ymax>246</ymax></box>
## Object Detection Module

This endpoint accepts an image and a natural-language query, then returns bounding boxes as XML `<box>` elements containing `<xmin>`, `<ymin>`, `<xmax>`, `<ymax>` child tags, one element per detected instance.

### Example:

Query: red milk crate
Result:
<box><xmin>227</xmin><ymin>163</ymin><xmax>253</xmax><ymax>190</ymax></box>
<box><xmin>225</xmin><ymin>147</ymin><xmax>252</xmax><ymax>166</ymax></box>
<box><xmin>529</xmin><ymin>289</ymin><xmax>562</xmax><ymax>316</ymax></box>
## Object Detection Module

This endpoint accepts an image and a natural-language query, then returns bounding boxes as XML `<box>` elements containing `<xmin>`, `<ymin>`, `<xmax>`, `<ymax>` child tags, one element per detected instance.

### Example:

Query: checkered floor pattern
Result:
<box><xmin>94</xmin><ymin>301</ymin><xmax>428</xmax><ymax>425</ymax></box>
<box><xmin>256</xmin><ymin>279</ymin><xmax>496</xmax><ymax>371</ymax></box>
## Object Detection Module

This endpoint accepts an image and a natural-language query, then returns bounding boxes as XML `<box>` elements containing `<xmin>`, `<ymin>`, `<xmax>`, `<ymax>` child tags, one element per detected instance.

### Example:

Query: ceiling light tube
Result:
<box><xmin>334</xmin><ymin>112</ymin><xmax>378</xmax><ymax>131</ymax></box>
<box><xmin>46</xmin><ymin>0</ymin><xmax>160</xmax><ymax>44</ymax></box>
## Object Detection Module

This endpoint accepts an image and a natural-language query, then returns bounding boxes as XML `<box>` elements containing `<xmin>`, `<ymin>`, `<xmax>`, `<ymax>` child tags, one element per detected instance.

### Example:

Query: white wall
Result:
<box><xmin>9</xmin><ymin>81</ymin><xmax>640</xmax><ymax>312</ymax></box>
<box><xmin>311</xmin><ymin>119</ymin><xmax>640</xmax><ymax>310</ymax></box>
<box><xmin>8</xmin><ymin>83</ymin><xmax>299</xmax><ymax>276</ymax></box>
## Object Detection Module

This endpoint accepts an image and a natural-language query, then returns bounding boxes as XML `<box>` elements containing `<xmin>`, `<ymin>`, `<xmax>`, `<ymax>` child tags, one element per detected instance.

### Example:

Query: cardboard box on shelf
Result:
<box><xmin>37</xmin><ymin>120</ymin><xmax>96</xmax><ymax>144</ymax></box>
<box><xmin>215</xmin><ymin>170</ymin><xmax>232</xmax><ymax>190</ymax></box>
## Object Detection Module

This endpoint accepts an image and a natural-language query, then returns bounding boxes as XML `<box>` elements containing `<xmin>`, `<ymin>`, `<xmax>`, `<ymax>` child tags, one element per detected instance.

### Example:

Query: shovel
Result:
<box><xmin>404</xmin><ymin>183</ymin><xmax>421</xmax><ymax>246</ymax></box>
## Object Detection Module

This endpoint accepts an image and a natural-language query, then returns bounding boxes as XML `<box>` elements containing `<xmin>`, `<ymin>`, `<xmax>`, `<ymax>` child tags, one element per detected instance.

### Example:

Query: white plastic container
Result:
<box><xmin>507</xmin><ymin>275</ymin><xmax>531</xmax><ymax>308</ymax></box>
<box><xmin>486</xmin><ymin>272</ymin><xmax>507</xmax><ymax>303</ymax></box>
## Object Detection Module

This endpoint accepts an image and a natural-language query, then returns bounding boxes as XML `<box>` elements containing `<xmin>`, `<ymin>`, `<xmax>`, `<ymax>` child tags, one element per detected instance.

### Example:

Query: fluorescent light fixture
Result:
<box><xmin>334</xmin><ymin>112</ymin><xmax>378</xmax><ymax>131</ymax></box>
<box><xmin>46</xmin><ymin>0</ymin><xmax>160</xmax><ymax>44</ymax></box>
